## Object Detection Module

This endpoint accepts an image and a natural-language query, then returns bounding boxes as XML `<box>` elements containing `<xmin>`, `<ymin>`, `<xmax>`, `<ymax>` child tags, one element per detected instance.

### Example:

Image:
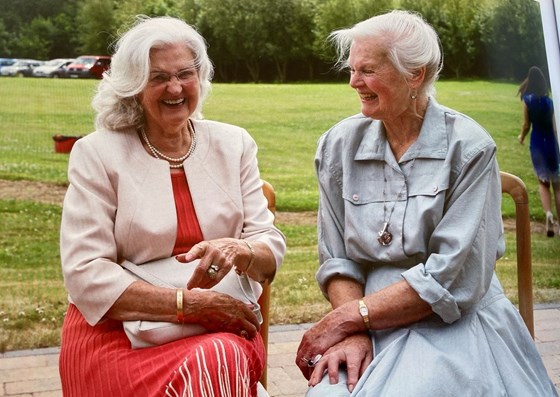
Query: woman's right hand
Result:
<box><xmin>184</xmin><ymin>289</ymin><xmax>260</xmax><ymax>339</ymax></box>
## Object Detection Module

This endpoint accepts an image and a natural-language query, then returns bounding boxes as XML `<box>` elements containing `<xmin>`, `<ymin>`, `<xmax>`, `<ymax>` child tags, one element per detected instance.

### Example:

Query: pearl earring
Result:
<box><xmin>411</xmin><ymin>94</ymin><xmax>417</xmax><ymax>100</ymax></box>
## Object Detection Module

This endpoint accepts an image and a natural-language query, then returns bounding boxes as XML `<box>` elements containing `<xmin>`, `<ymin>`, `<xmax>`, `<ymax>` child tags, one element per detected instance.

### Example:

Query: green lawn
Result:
<box><xmin>0</xmin><ymin>78</ymin><xmax>559</xmax><ymax>352</ymax></box>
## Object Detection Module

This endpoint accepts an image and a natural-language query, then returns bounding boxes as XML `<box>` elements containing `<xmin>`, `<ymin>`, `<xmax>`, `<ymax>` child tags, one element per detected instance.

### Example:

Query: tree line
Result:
<box><xmin>0</xmin><ymin>0</ymin><xmax>548</xmax><ymax>83</ymax></box>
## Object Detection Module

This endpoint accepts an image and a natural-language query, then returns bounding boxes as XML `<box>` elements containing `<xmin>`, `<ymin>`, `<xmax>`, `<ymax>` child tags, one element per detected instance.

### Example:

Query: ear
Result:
<box><xmin>410</xmin><ymin>67</ymin><xmax>426</xmax><ymax>88</ymax></box>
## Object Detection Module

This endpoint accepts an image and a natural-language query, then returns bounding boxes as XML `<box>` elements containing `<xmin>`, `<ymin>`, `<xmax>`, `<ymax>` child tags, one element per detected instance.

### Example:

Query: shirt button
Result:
<box><xmin>432</xmin><ymin>186</ymin><xmax>438</xmax><ymax>192</ymax></box>
<box><xmin>352</xmin><ymin>194</ymin><xmax>359</xmax><ymax>201</ymax></box>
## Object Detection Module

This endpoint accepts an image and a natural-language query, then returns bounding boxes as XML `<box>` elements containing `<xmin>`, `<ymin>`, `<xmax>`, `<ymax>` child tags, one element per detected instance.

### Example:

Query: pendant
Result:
<box><xmin>377</xmin><ymin>222</ymin><xmax>393</xmax><ymax>246</ymax></box>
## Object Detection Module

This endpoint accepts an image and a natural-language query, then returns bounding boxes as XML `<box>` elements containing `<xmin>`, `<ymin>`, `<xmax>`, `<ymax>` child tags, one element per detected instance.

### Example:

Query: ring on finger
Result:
<box><xmin>207</xmin><ymin>264</ymin><xmax>220</xmax><ymax>279</ymax></box>
<box><xmin>301</xmin><ymin>354</ymin><xmax>322</xmax><ymax>367</ymax></box>
<box><xmin>240</xmin><ymin>330</ymin><xmax>249</xmax><ymax>339</ymax></box>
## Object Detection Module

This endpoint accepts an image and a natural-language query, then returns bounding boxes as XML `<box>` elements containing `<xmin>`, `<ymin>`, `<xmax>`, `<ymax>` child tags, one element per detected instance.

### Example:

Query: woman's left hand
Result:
<box><xmin>296</xmin><ymin>302</ymin><xmax>363</xmax><ymax>378</ymax></box>
<box><xmin>176</xmin><ymin>238</ymin><xmax>248</xmax><ymax>289</ymax></box>
<box><xmin>307</xmin><ymin>333</ymin><xmax>373</xmax><ymax>392</ymax></box>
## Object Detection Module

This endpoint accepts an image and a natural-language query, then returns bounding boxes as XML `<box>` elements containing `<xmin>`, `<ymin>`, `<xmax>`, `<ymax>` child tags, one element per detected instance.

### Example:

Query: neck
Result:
<box><xmin>383</xmin><ymin>97</ymin><xmax>428</xmax><ymax>160</ymax></box>
<box><xmin>145</xmin><ymin>122</ymin><xmax>192</xmax><ymax>154</ymax></box>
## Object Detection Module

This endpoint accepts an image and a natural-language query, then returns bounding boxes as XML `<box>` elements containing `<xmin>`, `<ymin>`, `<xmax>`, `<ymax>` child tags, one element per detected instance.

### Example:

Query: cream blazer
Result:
<box><xmin>60</xmin><ymin>119</ymin><xmax>286</xmax><ymax>325</ymax></box>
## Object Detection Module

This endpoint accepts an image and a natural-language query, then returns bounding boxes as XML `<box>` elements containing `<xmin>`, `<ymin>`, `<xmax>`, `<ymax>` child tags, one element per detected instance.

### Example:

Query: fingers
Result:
<box><xmin>302</xmin><ymin>333</ymin><xmax>374</xmax><ymax>392</ymax></box>
<box><xmin>179</xmin><ymin>240</ymin><xmax>248</xmax><ymax>289</ymax></box>
<box><xmin>180</xmin><ymin>243</ymin><xmax>230</xmax><ymax>289</ymax></box>
<box><xmin>191</xmin><ymin>290</ymin><xmax>260</xmax><ymax>337</ymax></box>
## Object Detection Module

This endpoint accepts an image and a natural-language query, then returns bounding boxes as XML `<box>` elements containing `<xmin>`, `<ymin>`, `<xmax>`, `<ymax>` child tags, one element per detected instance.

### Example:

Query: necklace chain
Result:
<box><xmin>140</xmin><ymin>121</ymin><xmax>197</xmax><ymax>168</ymax></box>
<box><xmin>378</xmin><ymin>157</ymin><xmax>417</xmax><ymax>246</ymax></box>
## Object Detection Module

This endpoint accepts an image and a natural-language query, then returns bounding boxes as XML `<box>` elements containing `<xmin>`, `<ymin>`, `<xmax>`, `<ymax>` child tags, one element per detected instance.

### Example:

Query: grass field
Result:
<box><xmin>0</xmin><ymin>78</ymin><xmax>559</xmax><ymax>352</ymax></box>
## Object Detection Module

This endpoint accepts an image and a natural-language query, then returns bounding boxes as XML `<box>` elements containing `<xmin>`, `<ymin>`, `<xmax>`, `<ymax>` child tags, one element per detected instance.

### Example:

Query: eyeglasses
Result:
<box><xmin>148</xmin><ymin>67</ymin><xmax>198</xmax><ymax>86</ymax></box>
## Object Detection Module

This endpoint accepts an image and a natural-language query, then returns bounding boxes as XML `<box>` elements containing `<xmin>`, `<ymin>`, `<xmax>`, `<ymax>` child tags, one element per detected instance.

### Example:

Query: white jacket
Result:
<box><xmin>60</xmin><ymin>119</ymin><xmax>286</xmax><ymax>325</ymax></box>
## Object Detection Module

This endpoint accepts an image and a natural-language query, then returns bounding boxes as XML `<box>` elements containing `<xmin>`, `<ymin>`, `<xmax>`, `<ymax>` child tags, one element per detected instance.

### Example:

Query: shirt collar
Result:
<box><xmin>355</xmin><ymin>97</ymin><xmax>449</xmax><ymax>163</ymax></box>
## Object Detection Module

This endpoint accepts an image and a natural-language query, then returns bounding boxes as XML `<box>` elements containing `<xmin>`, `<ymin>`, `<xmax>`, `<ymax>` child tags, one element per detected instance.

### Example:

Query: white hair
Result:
<box><xmin>92</xmin><ymin>16</ymin><xmax>214</xmax><ymax>131</ymax></box>
<box><xmin>329</xmin><ymin>10</ymin><xmax>442</xmax><ymax>96</ymax></box>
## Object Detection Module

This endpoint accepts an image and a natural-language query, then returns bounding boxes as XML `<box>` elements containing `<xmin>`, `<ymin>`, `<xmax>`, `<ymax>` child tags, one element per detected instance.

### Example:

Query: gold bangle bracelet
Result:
<box><xmin>243</xmin><ymin>240</ymin><xmax>256</xmax><ymax>273</ymax></box>
<box><xmin>176</xmin><ymin>289</ymin><xmax>184</xmax><ymax>323</ymax></box>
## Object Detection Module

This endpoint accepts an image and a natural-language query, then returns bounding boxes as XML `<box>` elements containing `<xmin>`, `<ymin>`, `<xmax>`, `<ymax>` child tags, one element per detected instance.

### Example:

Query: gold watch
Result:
<box><xmin>358</xmin><ymin>299</ymin><xmax>370</xmax><ymax>330</ymax></box>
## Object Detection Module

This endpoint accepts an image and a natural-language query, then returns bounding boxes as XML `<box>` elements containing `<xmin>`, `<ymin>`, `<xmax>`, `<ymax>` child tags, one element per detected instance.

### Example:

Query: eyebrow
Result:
<box><xmin>149</xmin><ymin>66</ymin><xmax>197</xmax><ymax>74</ymax></box>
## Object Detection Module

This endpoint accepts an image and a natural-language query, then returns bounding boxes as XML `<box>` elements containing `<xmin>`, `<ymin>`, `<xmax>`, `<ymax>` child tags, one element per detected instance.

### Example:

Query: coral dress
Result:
<box><xmin>523</xmin><ymin>94</ymin><xmax>560</xmax><ymax>182</ymax></box>
<box><xmin>59</xmin><ymin>170</ymin><xmax>265</xmax><ymax>397</ymax></box>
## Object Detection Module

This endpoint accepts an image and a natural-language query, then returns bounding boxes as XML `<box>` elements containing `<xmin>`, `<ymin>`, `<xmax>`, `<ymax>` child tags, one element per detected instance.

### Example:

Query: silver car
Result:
<box><xmin>0</xmin><ymin>59</ymin><xmax>43</xmax><ymax>77</ymax></box>
<box><xmin>32</xmin><ymin>58</ymin><xmax>74</xmax><ymax>78</ymax></box>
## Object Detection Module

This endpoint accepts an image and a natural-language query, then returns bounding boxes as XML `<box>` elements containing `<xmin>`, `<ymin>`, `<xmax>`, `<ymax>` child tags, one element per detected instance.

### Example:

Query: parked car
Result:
<box><xmin>32</xmin><ymin>58</ymin><xmax>74</xmax><ymax>78</ymax></box>
<box><xmin>0</xmin><ymin>58</ymin><xmax>16</xmax><ymax>76</ymax></box>
<box><xmin>1</xmin><ymin>59</ymin><xmax>43</xmax><ymax>77</ymax></box>
<box><xmin>65</xmin><ymin>55</ymin><xmax>111</xmax><ymax>79</ymax></box>
<box><xmin>0</xmin><ymin>58</ymin><xmax>16</xmax><ymax>67</ymax></box>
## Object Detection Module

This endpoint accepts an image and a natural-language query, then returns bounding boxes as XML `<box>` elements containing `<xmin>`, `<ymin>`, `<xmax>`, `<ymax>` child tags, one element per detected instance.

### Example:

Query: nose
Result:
<box><xmin>166</xmin><ymin>77</ymin><xmax>183</xmax><ymax>93</ymax></box>
<box><xmin>349</xmin><ymin>71</ymin><xmax>362</xmax><ymax>88</ymax></box>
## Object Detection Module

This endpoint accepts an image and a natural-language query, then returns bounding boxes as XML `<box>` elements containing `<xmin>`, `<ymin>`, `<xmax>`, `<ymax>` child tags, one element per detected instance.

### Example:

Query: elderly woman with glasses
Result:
<box><xmin>59</xmin><ymin>16</ymin><xmax>285</xmax><ymax>396</ymax></box>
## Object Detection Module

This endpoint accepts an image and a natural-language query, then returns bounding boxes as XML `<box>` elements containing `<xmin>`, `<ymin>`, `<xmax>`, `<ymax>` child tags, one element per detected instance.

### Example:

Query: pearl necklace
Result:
<box><xmin>140</xmin><ymin>121</ymin><xmax>197</xmax><ymax>169</ymax></box>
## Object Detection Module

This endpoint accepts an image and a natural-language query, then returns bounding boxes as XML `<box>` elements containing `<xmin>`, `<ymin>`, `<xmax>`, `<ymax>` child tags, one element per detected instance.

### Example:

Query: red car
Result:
<box><xmin>66</xmin><ymin>55</ymin><xmax>111</xmax><ymax>79</ymax></box>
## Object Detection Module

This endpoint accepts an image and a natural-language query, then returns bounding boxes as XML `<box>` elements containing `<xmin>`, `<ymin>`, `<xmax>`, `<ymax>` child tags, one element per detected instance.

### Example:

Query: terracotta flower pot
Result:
<box><xmin>52</xmin><ymin>135</ymin><xmax>82</xmax><ymax>153</ymax></box>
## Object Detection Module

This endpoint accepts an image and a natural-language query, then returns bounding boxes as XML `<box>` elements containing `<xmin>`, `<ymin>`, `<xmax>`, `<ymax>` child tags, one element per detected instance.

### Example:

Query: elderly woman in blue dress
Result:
<box><xmin>295</xmin><ymin>10</ymin><xmax>557</xmax><ymax>396</ymax></box>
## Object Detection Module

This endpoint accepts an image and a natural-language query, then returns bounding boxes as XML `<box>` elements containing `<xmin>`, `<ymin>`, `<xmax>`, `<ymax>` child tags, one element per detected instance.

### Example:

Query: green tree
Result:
<box><xmin>197</xmin><ymin>0</ymin><xmax>270</xmax><ymax>81</ymax></box>
<box><xmin>198</xmin><ymin>0</ymin><xmax>315</xmax><ymax>82</ymax></box>
<box><xmin>14</xmin><ymin>17</ymin><xmax>55</xmax><ymax>59</ymax></box>
<box><xmin>400</xmin><ymin>0</ymin><xmax>491</xmax><ymax>79</ymax></box>
<box><xmin>0</xmin><ymin>20</ymin><xmax>14</xmax><ymax>56</ymax></box>
<box><xmin>312</xmin><ymin>0</ymin><xmax>394</xmax><ymax>63</ymax></box>
<box><xmin>484</xmin><ymin>0</ymin><xmax>546</xmax><ymax>80</ymax></box>
<box><xmin>76</xmin><ymin>0</ymin><xmax>117</xmax><ymax>55</ymax></box>
<box><xmin>262</xmin><ymin>0</ymin><xmax>315</xmax><ymax>82</ymax></box>
<box><xmin>114</xmin><ymin>0</ymin><xmax>186</xmax><ymax>27</ymax></box>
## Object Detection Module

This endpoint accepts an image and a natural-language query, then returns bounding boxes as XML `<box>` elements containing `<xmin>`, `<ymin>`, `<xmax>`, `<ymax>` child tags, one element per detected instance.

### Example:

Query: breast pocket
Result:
<box><xmin>342</xmin><ymin>178</ymin><xmax>409</xmax><ymax>262</ymax></box>
<box><xmin>403</xmin><ymin>170</ymin><xmax>449</xmax><ymax>256</ymax></box>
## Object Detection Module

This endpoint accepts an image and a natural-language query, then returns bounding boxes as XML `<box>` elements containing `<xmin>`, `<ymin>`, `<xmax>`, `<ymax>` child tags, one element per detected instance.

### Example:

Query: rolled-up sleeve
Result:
<box><xmin>402</xmin><ymin>142</ymin><xmax>505</xmax><ymax>323</ymax></box>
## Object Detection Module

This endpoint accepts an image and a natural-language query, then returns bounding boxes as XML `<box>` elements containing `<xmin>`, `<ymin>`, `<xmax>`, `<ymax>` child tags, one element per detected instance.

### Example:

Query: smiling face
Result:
<box><xmin>347</xmin><ymin>37</ymin><xmax>413</xmax><ymax>122</ymax></box>
<box><xmin>138</xmin><ymin>43</ymin><xmax>200</xmax><ymax>135</ymax></box>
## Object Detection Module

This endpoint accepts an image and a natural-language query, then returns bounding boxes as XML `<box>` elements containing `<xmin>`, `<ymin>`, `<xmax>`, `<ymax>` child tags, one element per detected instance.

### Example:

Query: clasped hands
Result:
<box><xmin>295</xmin><ymin>302</ymin><xmax>373</xmax><ymax>393</ymax></box>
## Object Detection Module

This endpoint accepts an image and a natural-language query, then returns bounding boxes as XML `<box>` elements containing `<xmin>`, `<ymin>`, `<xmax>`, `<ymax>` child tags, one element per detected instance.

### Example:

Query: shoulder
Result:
<box><xmin>71</xmin><ymin>129</ymin><xmax>132</xmax><ymax>158</ymax></box>
<box><xmin>193</xmin><ymin>119</ymin><xmax>254</xmax><ymax>146</ymax></box>
<box><xmin>191</xmin><ymin>119</ymin><xmax>257</xmax><ymax>163</ymax></box>
<box><xmin>193</xmin><ymin>119</ymin><xmax>250</xmax><ymax>137</ymax></box>
<box><xmin>435</xmin><ymin>100</ymin><xmax>495</xmax><ymax>146</ymax></box>
<box><xmin>319</xmin><ymin>113</ymin><xmax>377</xmax><ymax>148</ymax></box>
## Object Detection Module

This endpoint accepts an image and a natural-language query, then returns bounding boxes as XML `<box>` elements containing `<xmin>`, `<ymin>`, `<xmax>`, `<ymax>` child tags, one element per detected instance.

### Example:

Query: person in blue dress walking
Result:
<box><xmin>518</xmin><ymin>65</ymin><xmax>560</xmax><ymax>237</ymax></box>
<box><xmin>296</xmin><ymin>10</ymin><xmax>558</xmax><ymax>396</ymax></box>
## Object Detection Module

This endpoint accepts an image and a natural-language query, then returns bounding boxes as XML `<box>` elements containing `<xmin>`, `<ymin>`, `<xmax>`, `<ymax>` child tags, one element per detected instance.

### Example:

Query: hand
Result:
<box><xmin>185</xmin><ymin>289</ymin><xmax>260</xmax><ymax>338</ymax></box>
<box><xmin>307</xmin><ymin>334</ymin><xmax>373</xmax><ymax>392</ymax></box>
<box><xmin>176</xmin><ymin>238</ymin><xmax>250</xmax><ymax>289</ymax></box>
<box><xmin>518</xmin><ymin>134</ymin><xmax>525</xmax><ymax>144</ymax></box>
<box><xmin>296</xmin><ymin>301</ymin><xmax>364</xmax><ymax>378</ymax></box>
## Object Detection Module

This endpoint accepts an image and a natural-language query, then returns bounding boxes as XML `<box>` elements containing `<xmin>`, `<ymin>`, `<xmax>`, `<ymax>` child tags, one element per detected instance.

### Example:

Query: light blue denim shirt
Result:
<box><xmin>315</xmin><ymin>98</ymin><xmax>506</xmax><ymax>324</ymax></box>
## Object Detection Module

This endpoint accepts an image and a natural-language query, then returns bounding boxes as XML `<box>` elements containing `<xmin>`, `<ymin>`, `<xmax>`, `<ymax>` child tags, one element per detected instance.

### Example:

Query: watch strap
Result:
<box><xmin>358</xmin><ymin>299</ymin><xmax>370</xmax><ymax>330</ymax></box>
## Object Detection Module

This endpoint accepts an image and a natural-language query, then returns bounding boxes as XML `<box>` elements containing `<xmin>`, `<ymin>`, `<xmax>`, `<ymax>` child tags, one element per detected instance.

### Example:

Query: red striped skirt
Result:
<box><xmin>59</xmin><ymin>305</ymin><xmax>265</xmax><ymax>397</ymax></box>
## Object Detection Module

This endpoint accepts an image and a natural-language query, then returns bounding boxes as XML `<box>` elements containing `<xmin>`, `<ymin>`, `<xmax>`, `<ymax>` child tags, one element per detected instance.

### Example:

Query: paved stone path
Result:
<box><xmin>1</xmin><ymin>306</ymin><xmax>559</xmax><ymax>396</ymax></box>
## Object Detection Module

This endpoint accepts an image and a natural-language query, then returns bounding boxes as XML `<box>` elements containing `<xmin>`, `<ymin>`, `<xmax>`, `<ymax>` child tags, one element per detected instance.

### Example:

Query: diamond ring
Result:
<box><xmin>301</xmin><ymin>354</ymin><xmax>322</xmax><ymax>367</ymax></box>
<box><xmin>207</xmin><ymin>264</ymin><xmax>220</xmax><ymax>279</ymax></box>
